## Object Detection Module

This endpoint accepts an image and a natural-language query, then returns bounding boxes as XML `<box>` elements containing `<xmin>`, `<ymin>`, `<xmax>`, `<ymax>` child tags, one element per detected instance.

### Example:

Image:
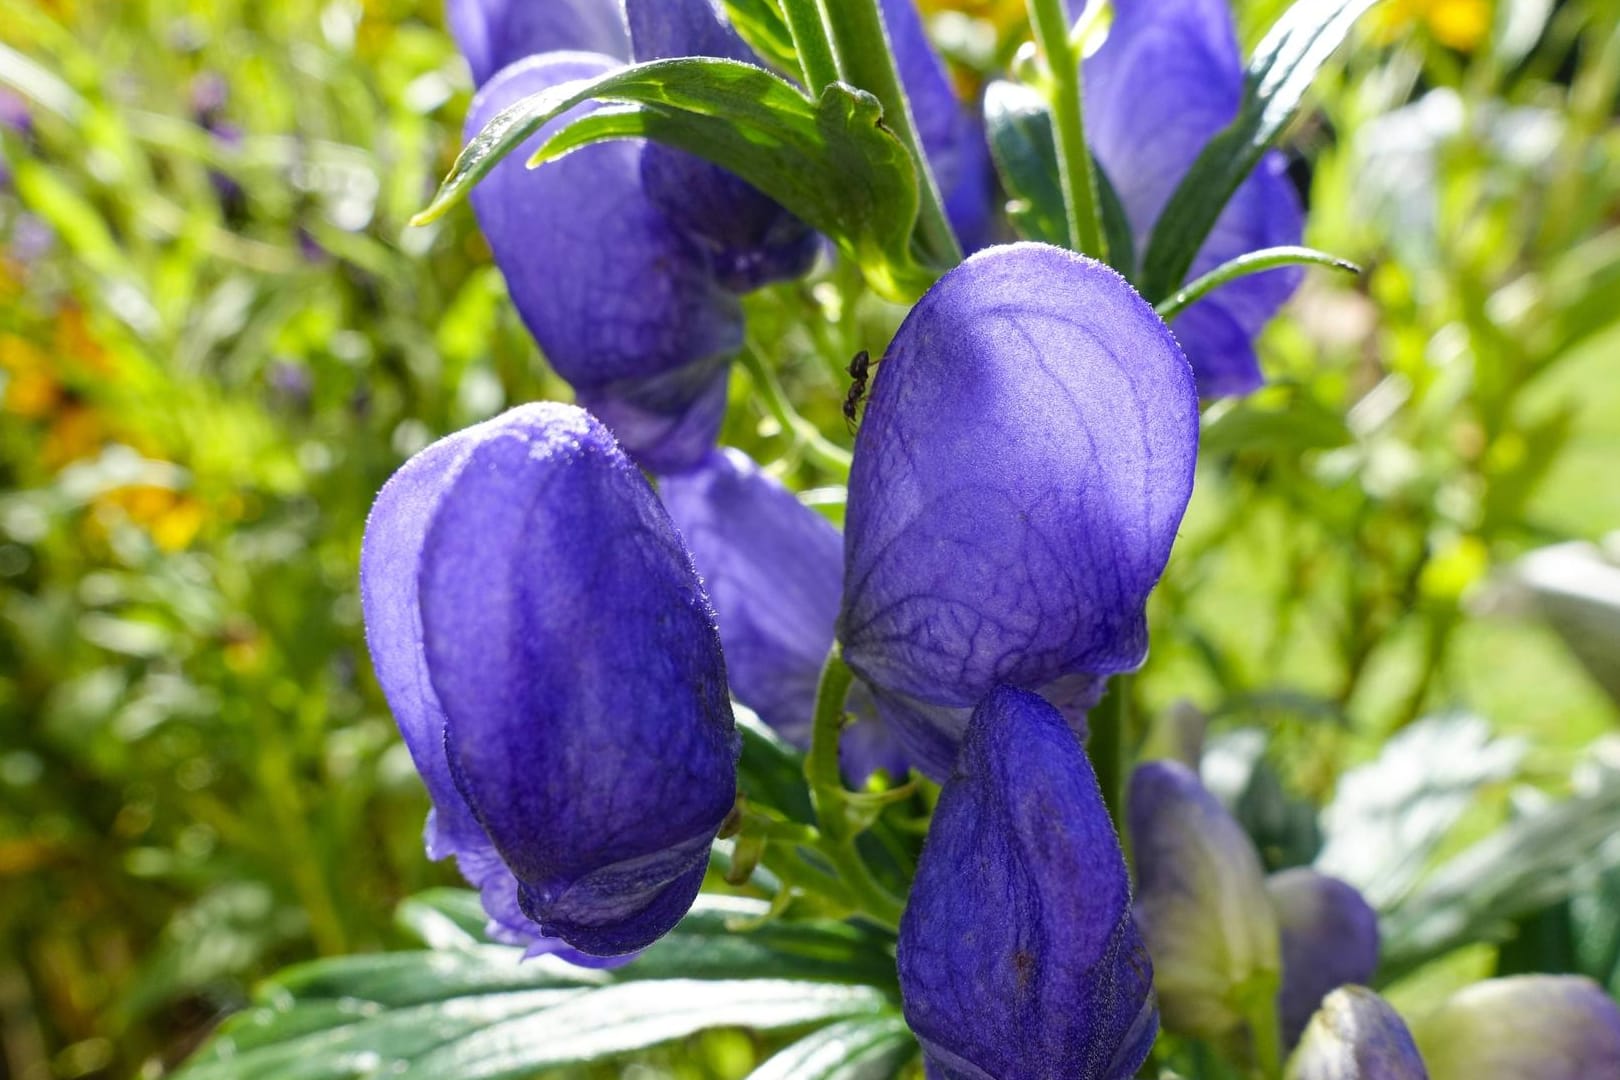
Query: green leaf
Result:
<box><xmin>982</xmin><ymin>80</ymin><xmax>1135</xmax><ymax>277</ymax></box>
<box><xmin>395</xmin><ymin>888</ymin><xmax>490</xmax><ymax>950</ymax></box>
<box><xmin>1315</xmin><ymin>714</ymin><xmax>1525</xmax><ymax>915</ymax></box>
<box><xmin>738</xmin><ymin>708</ymin><xmax>816</xmax><ymax>823</ymax></box>
<box><xmin>1200</xmin><ymin>386</ymin><xmax>1354</xmax><ymax>455</ymax></box>
<box><xmin>747</xmin><ymin>1014</ymin><xmax>916</xmax><ymax>1079</ymax></box>
<box><xmin>176</xmin><ymin>896</ymin><xmax>899</xmax><ymax>1079</ymax></box>
<box><xmin>1379</xmin><ymin>763</ymin><xmax>1620</xmax><ymax>982</ymax></box>
<box><xmin>1155</xmin><ymin>246</ymin><xmax>1359</xmax><ymax>322</ymax></box>
<box><xmin>721</xmin><ymin>0</ymin><xmax>800</xmax><ymax>76</ymax></box>
<box><xmin>983</xmin><ymin>80</ymin><xmax>1069</xmax><ymax>249</ymax></box>
<box><xmin>413</xmin><ymin>57</ymin><xmax>933</xmax><ymax>301</ymax></box>
<box><xmin>1137</xmin><ymin>0</ymin><xmax>1381</xmax><ymax>302</ymax></box>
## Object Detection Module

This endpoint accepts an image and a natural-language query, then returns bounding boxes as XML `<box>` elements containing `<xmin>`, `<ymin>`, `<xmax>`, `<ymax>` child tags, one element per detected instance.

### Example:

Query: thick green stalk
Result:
<box><xmin>816</xmin><ymin>0</ymin><xmax>964</xmax><ymax>269</ymax></box>
<box><xmin>1026</xmin><ymin>0</ymin><xmax>1107</xmax><ymax>261</ymax></box>
<box><xmin>807</xmin><ymin>648</ymin><xmax>906</xmax><ymax>930</ymax></box>
<box><xmin>780</xmin><ymin>0</ymin><xmax>841</xmax><ymax>93</ymax></box>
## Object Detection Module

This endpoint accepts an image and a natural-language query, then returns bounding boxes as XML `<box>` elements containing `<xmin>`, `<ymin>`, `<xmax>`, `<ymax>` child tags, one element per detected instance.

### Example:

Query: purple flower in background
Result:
<box><xmin>1085</xmin><ymin>0</ymin><xmax>1304</xmax><ymax>396</ymax></box>
<box><xmin>898</xmin><ymin>687</ymin><xmax>1157</xmax><ymax>1080</ymax></box>
<box><xmin>1269</xmin><ymin>868</ymin><xmax>1381</xmax><ymax>1050</ymax></box>
<box><xmin>625</xmin><ymin>0</ymin><xmax>820</xmax><ymax>291</ymax></box>
<box><xmin>449</xmin><ymin>0</ymin><xmax>630</xmax><ymax>86</ymax></box>
<box><xmin>660</xmin><ymin>448</ymin><xmax>908</xmax><ymax>783</ymax></box>
<box><xmin>466</xmin><ymin>53</ymin><xmax>744</xmax><ymax>473</ymax></box>
<box><xmin>1412</xmin><ymin>975</ymin><xmax>1620</xmax><ymax>1080</ymax></box>
<box><xmin>880</xmin><ymin>0</ymin><xmax>993</xmax><ymax>251</ymax></box>
<box><xmin>1129</xmin><ymin>760</ymin><xmax>1280</xmax><ymax>1048</ymax></box>
<box><xmin>1288</xmin><ymin>987</ymin><xmax>1429</xmax><ymax>1080</ymax></box>
<box><xmin>360</xmin><ymin>403</ymin><xmax>738</xmax><ymax>958</ymax></box>
<box><xmin>839</xmin><ymin>243</ymin><xmax>1198</xmax><ymax>779</ymax></box>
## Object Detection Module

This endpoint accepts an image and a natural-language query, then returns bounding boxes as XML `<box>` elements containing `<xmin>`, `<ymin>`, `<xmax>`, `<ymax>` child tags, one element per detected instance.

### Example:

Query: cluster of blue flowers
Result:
<box><xmin>361</xmin><ymin>0</ymin><xmax>1620</xmax><ymax>1076</ymax></box>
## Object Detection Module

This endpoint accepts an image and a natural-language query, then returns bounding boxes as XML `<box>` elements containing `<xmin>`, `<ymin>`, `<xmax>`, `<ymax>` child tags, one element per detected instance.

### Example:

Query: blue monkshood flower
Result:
<box><xmin>659</xmin><ymin>448</ymin><xmax>909</xmax><ymax>783</ymax></box>
<box><xmin>898</xmin><ymin>686</ymin><xmax>1157</xmax><ymax>1079</ymax></box>
<box><xmin>839</xmin><ymin>243</ymin><xmax>1199</xmax><ymax>779</ymax></box>
<box><xmin>1084</xmin><ymin>0</ymin><xmax>1305</xmax><ymax>397</ymax></box>
<box><xmin>625</xmin><ymin>0</ymin><xmax>821</xmax><ymax>291</ymax></box>
<box><xmin>359</xmin><ymin>403</ymin><xmax>738</xmax><ymax>958</ymax></box>
<box><xmin>1128</xmin><ymin>760</ymin><xmax>1281</xmax><ymax>1048</ymax></box>
<box><xmin>449</xmin><ymin>0</ymin><xmax>630</xmax><ymax>86</ymax></box>
<box><xmin>1286</xmin><ymin>987</ymin><xmax>1429</xmax><ymax>1080</ymax></box>
<box><xmin>1412</xmin><ymin>975</ymin><xmax>1620</xmax><ymax>1080</ymax></box>
<box><xmin>1269</xmin><ymin>868</ymin><xmax>1381</xmax><ymax>1050</ymax></box>
<box><xmin>466</xmin><ymin>53</ymin><xmax>744</xmax><ymax>474</ymax></box>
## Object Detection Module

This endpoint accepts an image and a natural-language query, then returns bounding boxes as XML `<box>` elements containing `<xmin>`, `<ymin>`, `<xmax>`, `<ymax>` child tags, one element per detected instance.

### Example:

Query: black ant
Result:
<box><xmin>843</xmin><ymin>349</ymin><xmax>875</xmax><ymax>430</ymax></box>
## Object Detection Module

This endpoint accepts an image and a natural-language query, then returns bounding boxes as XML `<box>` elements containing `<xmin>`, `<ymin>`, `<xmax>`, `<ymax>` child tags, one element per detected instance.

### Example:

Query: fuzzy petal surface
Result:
<box><xmin>1286</xmin><ymin>987</ymin><xmax>1429</xmax><ymax>1080</ymax></box>
<box><xmin>898</xmin><ymin>686</ymin><xmax>1157</xmax><ymax>1080</ymax></box>
<box><xmin>659</xmin><ymin>448</ymin><xmax>908</xmax><ymax>782</ymax></box>
<box><xmin>1129</xmin><ymin>760</ymin><xmax>1281</xmax><ymax>1043</ymax></box>
<box><xmin>1270</xmin><ymin>869</ymin><xmax>1381</xmax><ymax>1050</ymax></box>
<box><xmin>365</xmin><ymin>404</ymin><xmax>736</xmax><ymax>958</ymax></box>
<box><xmin>839</xmin><ymin>243</ymin><xmax>1197</xmax><ymax>777</ymax></box>
<box><xmin>449</xmin><ymin>0</ymin><xmax>629</xmax><ymax>86</ymax></box>
<box><xmin>466</xmin><ymin>53</ymin><xmax>743</xmax><ymax>471</ymax></box>
<box><xmin>1085</xmin><ymin>0</ymin><xmax>1302</xmax><ymax>395</ymax></box>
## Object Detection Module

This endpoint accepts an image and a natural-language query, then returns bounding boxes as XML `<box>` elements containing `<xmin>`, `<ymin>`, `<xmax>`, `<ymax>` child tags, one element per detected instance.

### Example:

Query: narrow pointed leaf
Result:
<box><xmin>175</xmin><ymin>897</ymin><xmax>899</xmax><ymax>1079</ymax></box>
<box><xmin>1137</xmin><ymin>0</ymin><xmax>1381</xmax><ymax>301</ymax></box>
<box><xmin>745</xmin><ymin>1014</ymin><xmax>916</xmax><ymax>1079</ymax></box>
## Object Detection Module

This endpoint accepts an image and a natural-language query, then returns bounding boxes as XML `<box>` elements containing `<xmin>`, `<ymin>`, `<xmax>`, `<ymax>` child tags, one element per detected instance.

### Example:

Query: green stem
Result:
<box><xmin>1089</xmin><ymin>675</ymin><xmax>1127</xmax><ymax>831</ymax></box>
<box><xmin>739</xmin><ymin>342</ymin><xmax>853</xmax><ymax>477</ymax></box>
<box><xmin>1026</xmin><ymin>0</ymin><xmax>1106</xmax><ymax>260</ymax></box>
<box><xmin>807</xmin><ymin>648</ymin><xmax>907</xmax><ymax>930</ymax></box>
<box><xmin>780</xmin><ymin>0</ymin><xmax>841</xmax><ymax>94</ymax></box>
<box><xmin>817</xmin><ymin>0</ymin><xmax>964</xmax><ymax>269</ymax></box>
<box><xmin>1156</xmin><ymin>246</ymin><xmax>1360</xmax><ymax>322</ymax></box>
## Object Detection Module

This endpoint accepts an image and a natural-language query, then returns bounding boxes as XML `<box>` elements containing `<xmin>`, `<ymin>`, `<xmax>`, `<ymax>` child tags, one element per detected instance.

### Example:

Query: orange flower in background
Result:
<box><xmin>1</xmin><ymin>334</ymin><xmax>61</xmax><ymax>419</ymax></box>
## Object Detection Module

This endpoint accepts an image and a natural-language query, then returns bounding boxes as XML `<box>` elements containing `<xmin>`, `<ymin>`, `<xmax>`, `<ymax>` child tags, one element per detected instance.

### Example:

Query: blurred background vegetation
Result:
<box><xmin>0</xmin><ymin>0</ymin><xmax>1616</xmax><ymax>1076</ymax></box>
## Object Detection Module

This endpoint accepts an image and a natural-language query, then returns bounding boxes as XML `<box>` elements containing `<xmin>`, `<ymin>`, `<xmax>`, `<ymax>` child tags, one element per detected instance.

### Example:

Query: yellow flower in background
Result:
<box><xmin>92</xmin><ymin>484</ymin><xmax>207</xmax><ymax>552</ymax></box>
<box><xmin>1375</xmin><ymin>0</ymin><xmax>1493</xmax><ymax>52</ymax></box>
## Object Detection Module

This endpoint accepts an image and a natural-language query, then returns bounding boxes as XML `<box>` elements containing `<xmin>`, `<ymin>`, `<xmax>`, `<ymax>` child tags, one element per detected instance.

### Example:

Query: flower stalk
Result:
<box><xmin>807</xmin><ymin>646</ymin><xmax>907</xmax><ymax>930</ymax></box>
<box><xmin>1026</xmin><ymin>0</ymin><xmax>1107</xmax><ymax>261</ymax></box>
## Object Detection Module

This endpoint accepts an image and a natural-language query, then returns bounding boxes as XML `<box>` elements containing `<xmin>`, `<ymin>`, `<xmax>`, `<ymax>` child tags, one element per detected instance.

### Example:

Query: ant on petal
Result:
<box><xmin>844</xmin><ymin>349</ymin><xmax>876</xmax><ymax>430</ymax></box>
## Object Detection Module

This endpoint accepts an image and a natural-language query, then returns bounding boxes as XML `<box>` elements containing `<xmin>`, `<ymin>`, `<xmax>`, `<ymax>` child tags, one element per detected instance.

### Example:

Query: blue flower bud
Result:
<box><xmin>898</xmin><ymin>686</ymin><xmax>1157</xmax><ymax>1080</ymax></box>
<box><xmin>1286</xmin><ymin>987</ymin><xmax>1429</xmax><ymax>1080</ymax></box>
<box><xmin>1085</xmin><ymin>0</ymin><xmax>1303</xmax><ymax>396</ymax></box>
<box><xmin>1270</xmin><ymin>869</ymin><xmax>1381</xmax><ymax>1050</ymax></box>
<box><xmin>448</xmin><ymin>0</ymin><xmax>630</xmax><ymax>86</ymax></box>
<box><xmin>360</xmin><ymin>403</ymin><xmax>738</xmax><ymax>958</ymax></box>
<box><xmin>659</xmin><ymin>448</ymin><xmax>909</xmax><ymax>783</ymax></box>
<box><xmin>1129</xmin><ymin>760</ymin><xmax>1281</xmax><ymax>1046</ymax></box>
<box><xmin>466</xmin><ymin>53</ymin><xmax>743</xmax><ymax>473</ymax></box>
<box><xmin>839</xmin><ymin>243</ymin><xmax>1198</xmax><ymax>779</ymax></box>
<box><xmin>625</xmin><ymin>0</ymin><xmax>820</xmax><ymax>291</ymax></box>
<box><xmin>1413</xmin><ymin>975</ymin><xmax>1620</xmax><ymax>1080</ymax></box>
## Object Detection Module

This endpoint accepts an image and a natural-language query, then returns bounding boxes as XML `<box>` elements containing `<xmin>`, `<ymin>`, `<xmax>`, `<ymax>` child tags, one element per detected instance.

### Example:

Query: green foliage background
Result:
<box><xmin>0</xmin><ymin>0</ymin><xmax>1616</xmax><ymax>1076</ymax></box>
